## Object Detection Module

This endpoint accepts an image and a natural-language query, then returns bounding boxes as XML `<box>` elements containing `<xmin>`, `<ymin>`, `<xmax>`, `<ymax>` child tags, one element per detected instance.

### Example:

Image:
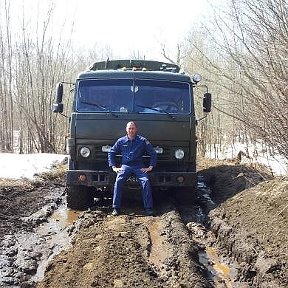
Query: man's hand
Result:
<box><xmin>112</xmin><ymin>167</ymin><xmax>122</xmax><ymax>173</ymax></box>
<box><xmin>141</xmin><ymin>166</ymin><xmax>153</xmax><ymax>173</ymax></box>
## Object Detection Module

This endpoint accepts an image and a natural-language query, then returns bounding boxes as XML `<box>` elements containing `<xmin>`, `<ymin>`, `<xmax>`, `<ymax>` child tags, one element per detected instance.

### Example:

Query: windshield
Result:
<box><xmin>76</xmin><ymin>79</ymin><xmax>191</xmax><ymax>114</ymax></box>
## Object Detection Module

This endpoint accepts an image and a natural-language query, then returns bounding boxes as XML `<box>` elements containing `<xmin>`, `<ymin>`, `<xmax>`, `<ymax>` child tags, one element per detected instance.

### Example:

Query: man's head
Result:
<box><xmin>126</xmin><ymin>121</ymin><xmax>138</xmax><ymax>140</ymax></box>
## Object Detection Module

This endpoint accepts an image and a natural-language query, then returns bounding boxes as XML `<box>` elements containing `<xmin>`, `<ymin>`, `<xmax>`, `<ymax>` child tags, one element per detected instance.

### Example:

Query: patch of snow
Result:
<box><xmin>0</xmin><ymin>153</ymin><xmax>67</xmax><ymax>180</ymax></box>
<box><xmin>255</xmin><ymin>154</ymin><xmax>288</xmax><ymax>176</ymax></box>
<box><xmin>205</xmin><ymin>142</ymin><xmax>288</xmax><ymax>176</ymax></box>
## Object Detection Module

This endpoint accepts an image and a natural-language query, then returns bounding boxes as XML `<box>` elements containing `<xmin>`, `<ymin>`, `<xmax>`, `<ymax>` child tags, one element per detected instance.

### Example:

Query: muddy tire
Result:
<box><xmin>174</xmin><ymin>187</ymin><xmax>196</xmax><ymax>206</ymax></box>
<box><xmin>67</xmin><ymin>185</ymin><xmax>94</xmax><ymax>210</ymax></box>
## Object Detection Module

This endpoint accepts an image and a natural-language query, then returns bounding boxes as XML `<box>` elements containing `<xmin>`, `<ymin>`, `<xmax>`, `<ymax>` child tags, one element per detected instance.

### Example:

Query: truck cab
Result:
<box><xmin>53</xmin><ymin>59</ymin><xmax>211</xmax><ymax>209</ymax></box>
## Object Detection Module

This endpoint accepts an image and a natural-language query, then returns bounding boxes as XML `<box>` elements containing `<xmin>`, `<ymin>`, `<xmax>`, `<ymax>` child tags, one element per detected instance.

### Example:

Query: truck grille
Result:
<box><xmin>94</xmin><ymin>146</ymin><xmax>171</xmax><ymax>161</ymax></box>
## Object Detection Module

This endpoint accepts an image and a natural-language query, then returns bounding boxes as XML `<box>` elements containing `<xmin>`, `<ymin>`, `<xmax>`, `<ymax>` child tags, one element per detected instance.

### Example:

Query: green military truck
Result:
<box><xmin>53</xmin><ymin>59</ymin><xmax>211</xmax><ymax>210</ymax></box>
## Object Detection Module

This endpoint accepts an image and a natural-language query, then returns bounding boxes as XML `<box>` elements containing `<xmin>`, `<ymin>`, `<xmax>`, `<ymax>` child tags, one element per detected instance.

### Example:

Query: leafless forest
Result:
<box><xmin>0</xmin><ymin>0</ymin><xmax>287</xmax><ymax>160</ymax></box>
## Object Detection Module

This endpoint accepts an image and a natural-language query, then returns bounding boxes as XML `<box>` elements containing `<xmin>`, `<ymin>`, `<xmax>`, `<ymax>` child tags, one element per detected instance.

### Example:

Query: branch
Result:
<box><xmin>161</xmin><ymin>46</ymin><xmax>177</xmax><ymax>65</ymax></box>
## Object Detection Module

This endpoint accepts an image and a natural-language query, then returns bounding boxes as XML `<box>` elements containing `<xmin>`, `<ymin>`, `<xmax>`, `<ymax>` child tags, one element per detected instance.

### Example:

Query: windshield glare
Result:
<box><xmin>76</xmin><ymin>79</ymin><xmax>191</xmax><ymax>114</ymax></box>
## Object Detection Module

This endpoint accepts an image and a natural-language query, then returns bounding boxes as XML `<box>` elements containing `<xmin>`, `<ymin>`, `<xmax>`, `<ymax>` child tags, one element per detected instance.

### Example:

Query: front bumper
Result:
<box><xmin>67</xmin><ymin>170</ymin><xmax>197</xmax><ymax>188</ymax></box>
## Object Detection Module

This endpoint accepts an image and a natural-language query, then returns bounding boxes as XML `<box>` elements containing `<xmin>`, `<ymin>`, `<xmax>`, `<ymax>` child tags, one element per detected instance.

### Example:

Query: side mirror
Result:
<box><xmin>203</xmin><ymin>92</ymin><xmax>212</xmax><ymax>113</ymax></box>
<box><xmin>56</xmin><ymin>83</ymin><xmax>63</xmax><ymax>103</ymax></box>
<box><xmin>53</xmin><ymin>103</ymin><xmax>64</xmax><ymax>113</ymax></box>
<box><xmin>53</xmin><ymin>83</ymin><xmax>64</xmax><ymax>113</ymax></box>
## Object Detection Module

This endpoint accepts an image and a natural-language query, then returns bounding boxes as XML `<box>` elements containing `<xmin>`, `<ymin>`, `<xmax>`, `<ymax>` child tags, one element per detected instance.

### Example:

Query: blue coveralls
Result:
<box><xmin>108</xmin><ymin>135</ymin><xmax>157</xmax><ymax>210</ymax></box>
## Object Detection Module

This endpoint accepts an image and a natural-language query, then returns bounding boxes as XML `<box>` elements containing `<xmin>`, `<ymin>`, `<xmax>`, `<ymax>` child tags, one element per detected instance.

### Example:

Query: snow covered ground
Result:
<box><xmin>0</xmin><ymin>153</ymin><xmax>67</xmax><ymax>179</ymax></box>
<box><xmin>205</xmin><ymin>142</ymin><xmax>288</xmax><ymax>176</ymax></box>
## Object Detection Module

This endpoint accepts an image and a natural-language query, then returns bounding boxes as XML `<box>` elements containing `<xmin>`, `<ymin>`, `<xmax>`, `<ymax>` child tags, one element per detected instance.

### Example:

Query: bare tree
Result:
<box><xmin>183</xmin><ymin>0</ymin><xmax>288</xmax><ymax>159</ymax></box>
<box><xmin>0</xmin><ymin>0</ymin><xmax>14</xmax><ymax>152</ymax></box>
<box><xmin>0</xmin><ymin>0</ymin><xmax>79</xmax><ymax>153</ymax></box>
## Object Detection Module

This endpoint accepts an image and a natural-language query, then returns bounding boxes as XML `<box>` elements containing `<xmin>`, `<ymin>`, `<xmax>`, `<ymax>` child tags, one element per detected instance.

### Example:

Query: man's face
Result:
<box><xmin>126</xmin><ymin>122</ymin><xmax>137</xmax><ymax>139</ymax></box>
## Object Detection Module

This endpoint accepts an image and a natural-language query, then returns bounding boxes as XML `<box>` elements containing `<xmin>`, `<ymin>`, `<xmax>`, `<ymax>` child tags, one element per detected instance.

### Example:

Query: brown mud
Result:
<box><xmin>0</xmin><ymin>159</ymin><xmax>287</xmax><ymax>287</ymax></box>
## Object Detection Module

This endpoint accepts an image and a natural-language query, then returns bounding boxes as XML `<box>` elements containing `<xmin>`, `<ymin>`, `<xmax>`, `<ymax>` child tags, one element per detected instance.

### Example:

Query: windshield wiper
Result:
<box><xmin>136</xmin><ymin>104</ymin><xmax>175</xmax><ymax>120</ymax></box>
<box><xmin>80</xmin><ymin>101</ymin><xmax>118</xmax><ymax>117</ymax></box>
<box><xmin>80</xmin><ymin>100</ymin><xmax>108</xmax><ymax>110</ymax></box>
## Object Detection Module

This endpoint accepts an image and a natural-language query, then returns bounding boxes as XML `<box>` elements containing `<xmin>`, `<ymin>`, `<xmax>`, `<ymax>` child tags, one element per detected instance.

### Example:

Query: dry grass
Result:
<box><xmin>37</xmin><ymin>163</ymin><xmax>67</xmax><ymax>180</ymax></box>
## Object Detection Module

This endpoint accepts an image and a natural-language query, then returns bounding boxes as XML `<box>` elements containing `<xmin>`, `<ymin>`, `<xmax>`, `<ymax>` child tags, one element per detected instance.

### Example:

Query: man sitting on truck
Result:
<box><xmin>108</xmin><ymin>121</ymin><xmax>157</xmax><ymax>216</ymax></box>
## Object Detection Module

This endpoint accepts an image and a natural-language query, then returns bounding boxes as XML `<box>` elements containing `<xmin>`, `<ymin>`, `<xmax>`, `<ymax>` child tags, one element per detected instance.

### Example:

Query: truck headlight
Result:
<box><xmin>80</xmin><ymin>147</ymin><xmax>91</xmax><ymax>158</ymax></box>
<box><xmin>102</xmin><ymin>145</ymin><xmax>112</xmax><ymax>152</ymax></box>
<box><xmin>175</xmin><ymin>149</ymin><xmax>184</xmax><ymax>159</ymax></box>
<box><xmin>192</xmin><ymin>73</ymin><xmax>202</xmax><ymax>83</ymax></box>
<box><xmin>154</xmin><ymin>146</ymin><xmax>163</xmax><ymax>154</ymax></box>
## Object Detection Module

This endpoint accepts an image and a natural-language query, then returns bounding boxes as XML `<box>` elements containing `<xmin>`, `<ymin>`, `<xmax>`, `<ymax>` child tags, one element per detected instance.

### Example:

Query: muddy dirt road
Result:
<box><xmin>0</xmin><ymin>160</ymin><xmax>287</xmax><ymax>287</ymax></box>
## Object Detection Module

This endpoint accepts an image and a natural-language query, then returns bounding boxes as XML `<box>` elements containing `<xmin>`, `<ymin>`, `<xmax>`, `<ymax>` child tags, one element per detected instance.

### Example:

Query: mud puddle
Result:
<box><xmin>0</xmin><ymin>203</ymin><xmax>81</xmax><ymax>287</ymax></box>
<box><xmin>50</xmin><ymin>206</ymin><xmax>80</xmax><ymax>228</ymax></box>
<box><xmin>198</xmin><ymin>247</ymin><xmax>235</xmax><ymax>288</ymax></box>
<box><xmin>194</xmin><ymin>175</ymin><xmax>235</xmax><ymax>287</ymax></box>
<box><xmin>32</xmin><ymin>206</ymin><xmax>81</xmax><ymax>282</ymax></box>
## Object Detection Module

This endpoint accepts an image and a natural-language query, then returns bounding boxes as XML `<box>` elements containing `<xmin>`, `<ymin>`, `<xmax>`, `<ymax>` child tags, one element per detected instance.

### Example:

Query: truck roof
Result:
<box><xmin>89</xmin><ymin>59</ymin><xmax>180</xmax><ymax>72</ymax></box>
<box><xmin>77</xmin><ymin>70</ymin><xmax>191</xmax><ymax>82</ymax></box>
<box><xmin>77</xmin><ymin>59</ymin><xmax>192</xmax><ymax>82</ymax></box>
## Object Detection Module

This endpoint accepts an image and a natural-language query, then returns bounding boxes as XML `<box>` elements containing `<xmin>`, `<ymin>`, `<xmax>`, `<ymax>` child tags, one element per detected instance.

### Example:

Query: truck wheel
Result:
<box><xmin>67</xmin><ymin>185</ymin><xmax>94</xmax><ymax>210</ymax></box>
<box><xmin>175</xmin><ymin>187</ymin><xmax>195</xmax><ymax>206</ymax></box>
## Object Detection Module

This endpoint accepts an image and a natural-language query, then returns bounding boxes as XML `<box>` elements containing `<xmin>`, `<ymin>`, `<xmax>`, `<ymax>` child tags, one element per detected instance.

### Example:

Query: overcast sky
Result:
<box><xmin>11</xmin><ymin>0</ymin><xmax>218</xmax><ymax>60</ymax></box>
<box><xmin>67</xmin><ymin>0</ymin><xmax>211</xmax><ymax>59</ymax></box>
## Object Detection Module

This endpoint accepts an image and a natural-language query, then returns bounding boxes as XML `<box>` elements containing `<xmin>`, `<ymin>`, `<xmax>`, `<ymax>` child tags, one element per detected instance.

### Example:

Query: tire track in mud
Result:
<box><xmin>36</xmin><ymin>203</ymin><xmax>213</xmax><ymax>288</ymax></box>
